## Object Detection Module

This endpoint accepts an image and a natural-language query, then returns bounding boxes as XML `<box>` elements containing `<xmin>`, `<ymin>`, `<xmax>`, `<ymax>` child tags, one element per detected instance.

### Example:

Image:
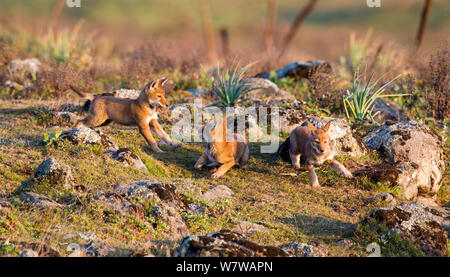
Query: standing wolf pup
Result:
<box><xmin>195</xmin><ymin>116</ymin><xmax>250</xmax><ymax>178</ymax></box>
<box><xmin>278</xmin><ymin>120</ymin><xmax>353</xmax><ymax>187</ymax></box>
<box><xmin>70</xmin><ymin>77</ymin><xmax>179</xmax><ymax>153</ymax></box>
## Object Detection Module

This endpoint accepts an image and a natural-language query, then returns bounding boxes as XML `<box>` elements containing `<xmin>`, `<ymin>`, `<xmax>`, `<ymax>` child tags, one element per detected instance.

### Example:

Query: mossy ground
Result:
<box><xmin>1</xmin><ymin>99</ymin><xmax>447</xmax><ymax>257</ymax></box>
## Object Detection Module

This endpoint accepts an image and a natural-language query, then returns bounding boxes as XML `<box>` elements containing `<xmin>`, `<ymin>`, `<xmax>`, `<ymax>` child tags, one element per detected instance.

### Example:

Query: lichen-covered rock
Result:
<box><xmin>152</xmin><ymin>205</ymin><xmax>189</xmax><ymax>240</ymax></box>
<box><xmin>51</xmin><ymin>112</ymin><xmax>80</xmax><ymax>126</ymax></box>
<box><xmin>106</xmin><ymin>148</ymin><xmax>148</xmax><ymax>172</ymax></box>
<box><xmin>62</xmin><ymin>126</ymin><xmax>118</xmax><ymax>150</ymax></box>
<box><xmin>111</xmin><ymin>89</ymin><xmax>140</xmax><ymax>99</ymax></box>
<box><xmin>177</xmin><ymin>230</ymin><xmax>290</xmax><ymax>257</ymax></box>
<box><xmin>243</xmin><ymin>77</ymin><xmax>296</xmax><ymax>105</ymax></box>
<box><xmin>93</xmin><ymin>191</ymin><xmax>143</xmax><ymax>215</ymax></box>
<box><xmin>202</xmin><ymin>185</ymin><xmax>234</xmax><ymax>201</ymax></box>
<box><xmin>368</xmin><ymin>202</ymin><xmax>449</xmax><ymax>257</ymax></box>
<box><xmin>20</xmin><ymin>192</ymin><xmax>63</xmax><ymax>208</ymax></box>
<box><xmin>34</xmin><ymin>158</ymin><xmax>73</xmax><ymax>188</ymax></box>
<box><xmin>278</xmin><ymin>107</ymin><xmax>308</xmax><ymax>134</ymax></box>
<box><xmin>114</xmin><ymin>180</ymin><xmax>184</xmax><ymax>209</ymax></box>
<box><xmin>279</xmin><ymin>242</ymin><xmax>328</xmax><ymax>257</ymax></box>
<box><xmin>363</xmin><ymin>121</ymin><xmax>445</xmax><ymax>202</ymax></box>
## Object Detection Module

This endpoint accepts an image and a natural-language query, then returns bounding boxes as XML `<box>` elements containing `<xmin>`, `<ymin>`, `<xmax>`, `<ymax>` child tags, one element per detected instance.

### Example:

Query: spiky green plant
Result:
<box><xmin>343</xmin><ymin>69</ymin><xmax>407</xmax><ymax>122</ymax></box>
<box><xmin>208</xmin><ymin>61</ymin><xmax>262</xmax><ymax>107</ymax></box>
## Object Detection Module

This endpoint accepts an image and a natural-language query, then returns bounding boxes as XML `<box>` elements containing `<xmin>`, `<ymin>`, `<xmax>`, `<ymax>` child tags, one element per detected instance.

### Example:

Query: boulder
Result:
<box><xmin>51</xmin><ymin>112</ymin><xmax>80</xmax><ymax>126</ymax></box>
<box><xmin>152</xmin><ymin>205</ymin><xmax>189</xmax><ymax>240</ymax></box>
<box><xmin>10</xmin><ymin>58</ymin><xmax>41</xmax><ymax>75</ymax></box>
<box><xmin>368</xmin><ymin>202</ymin><xmax>449</xmax><ymax>257</ymax></box>
<box><xmin>279</xmin><ymin>242</ymin><xmax>328</xmax><ymax>257</ymax></box>
<box><xmin>114</xmin><ymin>180</ymin><xmax>184</xmax><ymax>209</ymax></box>
<box><xmin>243</xmin><ymin>77</ymin><xmax>296</xmax><ymax>105</ymax></box>
<box><xmin>20</xmin><ymin>192</ymin><xmax>63</xmax><ymax>208</ymax></box>
<box><xmin>93</xmin><ymin>191</ymin><xmax>143</xmax><ymax>215</ymax></box>
<box><xmin>19</xmin><ymin>249</ymin><xmax>39</xmax><ymax>257</ymax></box>
<box><xmin>372</xmin><ymin>99</ymin><xmax>404</xmax><ymax>123</ymax></box>
<box><xmin>257</xmin><ymin>61</ymin><xmax>332</xmax><ymax>80</ymax></box>
<box><xmin>363</xmin><ymin>121</ymin><xmax>445</xmax><ymax>203</ymax></box>
<box><xmin>62</xmin><ymin>126</ymin><xmax>118</xmax><ymax>150</ymax></box>
<box><xmin>177</xmin><ymin>230</ymin><xmax>290</xmax><ymax>257</ymax></box>
<box><xmin>106</xmin><ymin>148</ymin><xmax>148</xmax><ymax>172</ymax></box>
<box><xmin>34</xmin><ymin>158</ymin><xmax>73</xmax><ymax>189</ymax></box>
<box><xmin>202</xmin><ymin>185</ymin><xmax>234</xmax><ymax>201</ymax></box>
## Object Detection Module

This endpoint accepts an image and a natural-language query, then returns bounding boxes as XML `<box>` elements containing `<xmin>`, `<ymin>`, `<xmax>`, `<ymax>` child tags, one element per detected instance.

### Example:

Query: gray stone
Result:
<box><xmin>20</xmin><ymin>192</ymin><xmax>63</xmax><ymax>208</ymax></box>
<box><xmin>363</xmin><ymin>121</ymin><xmax>445</xmax><ymax>202</ymax></box>
<box><xmin>257</xmin><ymin>61</ymin><xmax>331</xmax><ymax>80</ymax></box>
<box><xmin>178</xmin><ymin>229</ymin><xmax>290</xmax><ymax>257</ymax></box>
<box><xmin>106</xmin><ymin>148</ymin><xmax>148</xmax><ymax>172</ymax></box>
<box><xmin>93</xmin><ymin>191</ymin><xmax>143</xmax><ymax>215</ymax></box>
<box><xmin>374</xmin><ymin>193</ymin><xmax>398</xmax><ymax>206</ymax></box>
<box><xmin>62</xmin><ymin>126</ymin><xmax>118</xmax><ymax>150</ymax></box>
<box><xmin>243</xmin><ymin>77</ymin><xmax>295</xmax><ymax>105</ymax></box>
<box><xmin>34</xmin><ymin>158</ymin><xmax>73</xmax><ymax>188</ymax></box>
<box><xmin>203</xmin><ymin>185</ymin><xmax>234</xmax><ymax>201</ymax></box>
<box><xmin>152</xmin><ymin>205</ymin><xmax>189</xmax><ymax>240</ymax></box>
<box><xmin>10</xmin><ymin>58</ymin><xmax>41</xmax><ymax>75</ymax></box>
<box><xmin>368</xmin><ymin>202</ymin><xmax>449</xmax><ymax>256</ymax></box>
<box><xmin>279</xmin><ymin>242</ymin><xmax>328</xmax><ymax>257</ymax></box>
<box><xmin>372</xmin><ymin>99</ymin><xmax>404</xmax><ymax>123</ymax></box>
<box><xmin>188</xmin><ymin>203</ymin><xmax>206</xmax><ymax>215</ymax></box>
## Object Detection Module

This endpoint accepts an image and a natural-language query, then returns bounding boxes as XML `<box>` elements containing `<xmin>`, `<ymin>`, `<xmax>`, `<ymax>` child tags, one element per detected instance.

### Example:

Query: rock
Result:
<box><xmin>106</xmin><ymin>148</ymin><xmax>148</xmax><ymax>172</ymax></box>
<box><xmin>232</xmin><ymin>221</ymin><xmax>269</xmax><ymax>234</ymax></box>
<box><xmin>51</xmin><ymin>112</ymin><xmax>80</xmax><ymax>125</ymax></box>
<box><xmin>373</xmin><ymin>193</ymin><xmax>398</xmax><ymax>206</ymax></box>
<box><xmin>298</xmin><ymin>116</ymin><xmax>368</xmax><ymax>157</ymax></box>
<box><xmin>279</xmin><ymin>242</ymin><xmax>328</xmax><ymax>257</ymax></box>
<box><xmin>10</xmin><ymin>58</ymin><xmax>41</xmax><ymax>75</ymax></box>
<box><xmin>93</xmin><ymin>191</ymin><xmax>143</xmax><ymax>215</ymax></box>
<box><xmin>368</xmin><ymin>202</ymin><xmax>449</xmax><ymax>256</ymax></box>
<box><xmin>19</xmin><ymin>249</ymin><xmax>39</xmax><ymax>257</ymax></box>
<box><xmin>243</xmin><ymin>77</ymin><xmax>296</xmax><ymax>105</ymax></box>
<box><xmin>188</xmin><ymin>203</ymin><xmax>206</xmax><ymax>215</ymax></box>
<box><xmin>34</xmin><ymin>158</ymin><xmax>73</xmax><ymax>189</ymax></box>
<box><xmin>372</xmin><ymin>99</ymin><xmax>404</xmax><ymax>123</ymax></box>
<box><xmin>20</xmin><ymin>192</ymin><xmax>63</xmax><ymax>208</ymax></box>
<box><xmin>202</xmin><ymin>185</ymin><xmax>234</xmax><ymax>201</ymax></box>
<box><xmin>152</xmin><ymin>205</ymin><xmax>189</xmax><ymax>240</ymax></box>
<box><xmin>83</xmin><ymin>240</ymin><xmax>133</xmax><ymax>257</ymax></box>
<box><xmin>111</xmin><ymin>89</ymin><xmax>140</xmax><ymax>99</ymax></box>
<box><xmin>57</xmin><ymin>103</ymin><xmax>84</xmax><ymax>113</ymax></box>
<box><xmin>278</xmin><ymin>107</ymin><xmax>308</xmax><ymax>134</ymax></box>
<box><xmin>184</xmin><ymin>89</ymin><xmax>209</xmax><ymax>96</ymax></box>
<box><xmin>177</xmin><ymin>229</ymin><xmax>290</xmax><ymax>257</ymax></box>
<box><xmin>62</xmin><ymin>126</ymin><xmax>118</xmax><ymax>150</ymax></box>
<box><xmin>257</xmin><ymin>61</ymin><xmax>332</xmax><ymax>80</ymax></box>
<box><xmin>114</xmin><ymin>180</ymin><xmax>184</xmax><ymax>209</ymax></box>
<box><xmin>363</xmin><ymin>121</ymin><xmax>445</xmax><ymax>202</ymax></box>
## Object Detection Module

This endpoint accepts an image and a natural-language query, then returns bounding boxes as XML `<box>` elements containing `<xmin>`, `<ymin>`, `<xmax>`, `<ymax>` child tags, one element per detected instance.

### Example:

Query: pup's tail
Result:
<box><xmin>275</xmin><ymin>136</ymin><xmax>291</xmax><ymax>162</ymax></box>
<box><xmin>69</xmin><ymin>85</ymin><xmax>94</xmax><ymax>101</ymax></box>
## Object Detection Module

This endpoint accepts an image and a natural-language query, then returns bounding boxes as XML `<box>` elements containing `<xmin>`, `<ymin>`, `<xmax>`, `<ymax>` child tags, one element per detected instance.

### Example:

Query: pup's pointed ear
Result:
<box><xmin>322</xmin><ymin>121</ymin><xmax>331</xmax><ymax>132</ymax></box>
<box><xmin>307</xmin><ymin>121</ymin><xmax>317</xmax><ymax>132</ymax></box>
<box><xmin>158</xmin><ymin>77</ymin><xmax>168</xmax><ymax>87</ymax></box>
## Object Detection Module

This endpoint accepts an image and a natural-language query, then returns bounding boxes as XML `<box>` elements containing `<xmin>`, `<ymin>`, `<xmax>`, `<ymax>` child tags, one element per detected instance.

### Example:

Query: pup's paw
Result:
<box><xmin>343</xmin><ymin>171</ymin><xmax>353</xmax><ymax>178</ymax></box>
<box><xmin>293</xmin><ymin>163</ymin><xmax>301</xmax><ymax>170</ymax></box>
<box><xmin>151</xmin><ymin>146</ymin><xmax>166</xmax><ymax>154</ymax></box>
<box><xmin>211</xmin><ymin>172</ymin><xmax>223</xmax><ymax>179</ymax></box>
<box><xmin>311</xmin><ymin>181</ymin><xmax>321</xmax><ymax>188</ymax></box>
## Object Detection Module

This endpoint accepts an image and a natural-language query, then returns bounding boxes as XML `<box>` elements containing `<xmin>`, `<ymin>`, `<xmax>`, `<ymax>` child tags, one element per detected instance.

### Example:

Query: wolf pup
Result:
<box><xmin>72</xmin><ymin>77</ymin><xmax>179</xmax><ymax>153</ymax></box>
<box><xmin>278</xmin><ymin>120</ymin><xmax>353</xmax><ymax>187</ymax></box>
<box><xmin>194</xmin><ymin>117</ymin><xmax>250</xmax><ymax>179</ymax></box>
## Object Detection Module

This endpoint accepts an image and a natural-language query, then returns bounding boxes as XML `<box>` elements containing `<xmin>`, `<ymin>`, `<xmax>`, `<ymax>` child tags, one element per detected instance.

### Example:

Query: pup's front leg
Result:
<box><xmin>307</xmin><ymin>164</ymin><xmax>320</xmax><ymax>187</ymax></box>
<box><xmin>327</xmin><ymin>159</ymin><xmax>353</xmax><ymax>178</ymax></box>
<box><xmin>194</xmin><ymin>153</ymin><xmax>208</xmax><ymax>169</ymax></box>
<box><xmin>138</xmin><ymin>123</ymin><xmax>165</xmax><ymax>153</ymax></box>
<box><xmin>289</xmin><ymin>151</ymin><xmax>301</xmax><ymax>170</ymax></box>
<box><xmin>211</xmin><ymin>161</ymin><xmax>235</xmax><ymax>179</ymax></box>
<box><xmin>150</xmin><ymin>119</ymin><xmax>181</xmax><ymax>148</ymax></box>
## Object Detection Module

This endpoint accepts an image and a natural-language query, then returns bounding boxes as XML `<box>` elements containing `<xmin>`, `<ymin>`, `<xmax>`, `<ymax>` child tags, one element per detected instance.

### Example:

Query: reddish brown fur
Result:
<box><xmin>74</xmin><ymin>77</ymin><xmax>179</xmax><ymax>153</ymax></box>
